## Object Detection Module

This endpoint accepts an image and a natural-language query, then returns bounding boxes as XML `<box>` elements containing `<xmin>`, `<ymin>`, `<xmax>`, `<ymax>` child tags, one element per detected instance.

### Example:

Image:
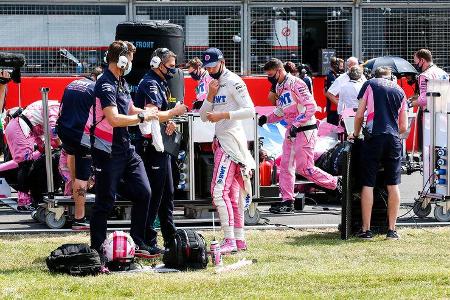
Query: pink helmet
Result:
<box><xmin>102</xmin><ymin>231</ymin><xmax>135</xmax><ymax>263</ymax></box>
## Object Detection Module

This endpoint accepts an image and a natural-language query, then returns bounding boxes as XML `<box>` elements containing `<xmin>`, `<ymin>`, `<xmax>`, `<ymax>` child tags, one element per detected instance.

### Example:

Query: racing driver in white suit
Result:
<box><xmin>199</xmin><ymin>48</ymin><xmax>255</xmax><ymax>254</ymax></box>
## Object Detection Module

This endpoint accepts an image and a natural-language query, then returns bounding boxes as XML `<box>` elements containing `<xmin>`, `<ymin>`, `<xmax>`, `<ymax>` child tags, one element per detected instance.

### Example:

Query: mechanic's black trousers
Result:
<box><xmin>136</xmin><ymin>141</ymin><xmax>176</xmax><ymax>247</ymax></box>
<box><xmin>90</xmin><ymin>148</ymin><xmax>151</xmax><ymax>252</ymax></box>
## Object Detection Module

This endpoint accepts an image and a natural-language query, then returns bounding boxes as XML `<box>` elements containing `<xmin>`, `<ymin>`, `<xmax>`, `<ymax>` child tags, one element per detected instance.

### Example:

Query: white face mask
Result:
<box><xmin>123</xmin><ymin>62</ymin><xmax>132</xmax><ymax>76</ymax></box>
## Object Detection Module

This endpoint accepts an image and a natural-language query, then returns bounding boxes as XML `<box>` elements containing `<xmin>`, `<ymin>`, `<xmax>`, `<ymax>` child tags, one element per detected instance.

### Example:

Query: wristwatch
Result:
<box><xmin>138</xmin><ymin>112</ymin><xmax>145</xmax><ymax>123</ymax></box>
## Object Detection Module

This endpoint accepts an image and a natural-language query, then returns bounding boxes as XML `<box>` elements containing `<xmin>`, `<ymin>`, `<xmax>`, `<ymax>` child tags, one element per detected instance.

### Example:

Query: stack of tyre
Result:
<box><xmin>115</xmin><ymin>21</ymin><xmax>185</xmax><ymax>102</ymax></box>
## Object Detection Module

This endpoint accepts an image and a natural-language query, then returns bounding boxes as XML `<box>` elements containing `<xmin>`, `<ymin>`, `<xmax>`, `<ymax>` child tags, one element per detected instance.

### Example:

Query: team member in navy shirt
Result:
<box><xmin>86</xmin><ymin>41</ymin><xmax>158</xmax><ymax>257</ymax></box>
<box><xmin>134</xmin><ymin>48</ymin><xmax>187</xmax><ymax>254</ymax></box>
<box><xmin>57</xmin><ymin>67</ymin><xmax>102</xmax><ymax>230</ymax></box>
<box><xmin>349</xmin><ymin>66</ymin><xmax>408</xmax><ymax>240</ymax></box>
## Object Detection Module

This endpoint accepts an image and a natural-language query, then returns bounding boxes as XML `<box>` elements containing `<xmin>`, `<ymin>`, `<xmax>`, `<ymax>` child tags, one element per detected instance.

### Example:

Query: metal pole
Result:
<box><xmin>41</xmin><ymin>87</ymin><xmax>54</xmax><ymax>199</ymax></box>
<box><xmin>428</xmin><ymin>91</ymin><xmax>438</xmax><ymax>192</ymax></box>
<box><xmin>352</xmin><ymin>3</ymin><xmax>362</xmax><ymax>59</ymax></box>
<box><xmin>18</xmin><ymin>83</ymin><xmax>21</xmax><ymax>107</ymax></box>
<box><xmin>188</xmin><ymin>113</ymin><xmax>195</xmax><ymax>201</ymax></box>
<box><xmin>254</xmin><ymin>113</ymin><xmax>260</xmax><ymax>199</ymax></box>
<box><xmin>128</xmin><ymin>0</ymin><xmax>135</xmax><ymax>22</ymax></box>
<box><xmin>447</xmin><ymin>113</ymin><xmax>450</xmax><ymax>196</ymax></box>
<box><xmin>242</xmin><ymin>0</ymin><xmax>250</xmax><ymax>75</ymax></box>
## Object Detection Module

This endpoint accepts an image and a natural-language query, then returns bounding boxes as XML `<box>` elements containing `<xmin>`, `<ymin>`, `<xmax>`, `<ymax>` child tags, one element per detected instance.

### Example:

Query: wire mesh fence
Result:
<box><xmin>0</xmin><ymin>3</ymin><xmax>126</xmax><ymax>75</ymax></box>
<box><xmin>1</xmin><ymin>1</ymin><xmax>450</xmax><ymax>75</ymax></box>
<box><xmin>361</xmin><ymin>7</ymin><xmax>450</xmax><ymax>72</ymax></box>
<box><xmin>249</xmin><ymin>6</ymin><xmax>302</xmax><ymax>74</ymax></box>
<box><xmin>135</xmin><ymin>4</ymin><xmax>242</xmax><ymax>73</ymax></box>
<box><xmin>326</xmin><ymin>6</ymin><xmax>352</xmax><ymax>63</ymax></box>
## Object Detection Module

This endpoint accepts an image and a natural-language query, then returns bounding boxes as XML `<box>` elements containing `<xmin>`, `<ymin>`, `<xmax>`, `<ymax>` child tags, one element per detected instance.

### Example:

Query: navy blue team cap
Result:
<box><xmin>201</xmin><ymin>48</ymin><xmax>224</xmax><ymax>68</ymax></box>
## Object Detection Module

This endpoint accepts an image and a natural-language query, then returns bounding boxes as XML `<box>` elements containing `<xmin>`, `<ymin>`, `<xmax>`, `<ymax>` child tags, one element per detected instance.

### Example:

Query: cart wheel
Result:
<box><xmin>244</xmin><ymin>203</ymin><xmax>260</xmax><ymax>226</ymax></box>
<box><xmin>45</xmin><ymin>212</ymin><xmax>67</xmax><ymax>229</ymax></box>
<box><xmin>31</xmin><ymin>210</ymin><xmax>38</xmax><ymax>221</ymax></box>
<box><xmin>434</xmin><ymin>205</ymin><xmax>450</xmax><ymax>222</ymax></box>
<box><xmin>36</xmin><ymin>207</ymin><xmax>47</xmax><ymax>223</ymax></box>
<box><xmin>413</xmin><ymin>201</ymin><xmax>432</xmax><ymax>218</ymax></box>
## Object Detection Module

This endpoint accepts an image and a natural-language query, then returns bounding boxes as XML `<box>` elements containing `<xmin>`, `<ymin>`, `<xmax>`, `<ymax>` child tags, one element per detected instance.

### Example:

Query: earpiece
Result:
<box><xmin>150</xmin><ymin>55</ymin><xmax>161</xmax><ymax>68</ymax></box>
<box><xmin>149</xmin><ymin>48</ymin><xmax>170</xmax><ymax>69</ymax></box>
<box><xmin>116</xmin><ymin>42</ymin><xmax>129</xmax><ymax>70</ymax></box>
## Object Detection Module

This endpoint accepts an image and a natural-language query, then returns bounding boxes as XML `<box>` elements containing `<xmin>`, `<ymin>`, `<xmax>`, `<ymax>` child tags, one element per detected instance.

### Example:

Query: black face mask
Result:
<box><xmin>414</xmin><ymin>61</ymin><xmax>423</xmax><ymax>73</ymax></box>
<box><xmin>210</xmin><ymin>64</ymin><xmax>223</xmax><ymax>80</ymax></box>
<box><xmin>189</xmin><ymin>69</ymin><xmax>202</xmax><ymax>81</ymax></box>
<box><xmin>162</xmin><ymin>64</ymin><xmax>176</xmax><ymax>81</ymax></box>
<box><xmin>267</xmin><ymin>70</ymin><xmax>279</xmax><ymax>85</ymax></box>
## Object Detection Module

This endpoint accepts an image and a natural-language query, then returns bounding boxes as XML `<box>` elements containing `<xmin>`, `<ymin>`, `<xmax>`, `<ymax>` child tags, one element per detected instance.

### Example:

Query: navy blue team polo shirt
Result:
<box><xmin>134</xmin><ymin>69</ymin><xmax>170</xmax><ymax>111</ymax></box>
<box><xmin>57</xmin><ymin>78</ymin><xmax>95</xmax><ymax>145</ymax></box>
<box><xmin>94</xmin><ymin>68</ymin><xmax>133</xmax><ymax>154</ymax></box>
<box><xmin>358</xmin><ymin>78</ymin><xmax>407</xmax><ymax>137</ymax></box>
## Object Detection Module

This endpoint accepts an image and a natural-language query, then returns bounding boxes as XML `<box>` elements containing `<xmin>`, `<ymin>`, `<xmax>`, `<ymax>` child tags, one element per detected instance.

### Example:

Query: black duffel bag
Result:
<box><xmin>46</xmin><ymin>243</ymin><xmax>102</xmax><ymax>276</ymax></box>
<box><xmin>163</xmin><ymin>229</ymin><xmax>208</xmax><ymax>270</ymax></box>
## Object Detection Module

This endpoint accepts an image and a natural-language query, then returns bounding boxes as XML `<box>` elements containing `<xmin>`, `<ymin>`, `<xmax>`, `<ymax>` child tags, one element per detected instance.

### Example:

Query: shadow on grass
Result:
<box><xmin>286</xmin><ymin>232</ymin><xmax>362</xmax><ymax>247</ymax></box>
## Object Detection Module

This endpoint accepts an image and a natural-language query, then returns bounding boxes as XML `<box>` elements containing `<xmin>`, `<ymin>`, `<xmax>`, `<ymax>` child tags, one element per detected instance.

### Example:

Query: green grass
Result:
<box><xmin>0</xmin><ymin>228</ymin><xmax>449</xmax><ymax>299</ymax></box>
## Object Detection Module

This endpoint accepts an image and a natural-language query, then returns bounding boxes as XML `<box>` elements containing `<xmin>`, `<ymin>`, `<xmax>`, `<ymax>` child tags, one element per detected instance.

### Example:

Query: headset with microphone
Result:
<box><xmin>150</xmin><ymin>48</ymin><xmax>170</xmax><ymax>69</ymax></box>
<box><xmin>104</xmin><ymin>41</ymin><xmax>129</xmax><ymax>69</ymax></box>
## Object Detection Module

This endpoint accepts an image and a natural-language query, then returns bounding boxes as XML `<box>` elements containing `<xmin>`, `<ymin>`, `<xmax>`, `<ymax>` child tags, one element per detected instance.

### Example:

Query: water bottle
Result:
<box><xmin>210</xmin><ymin>241</ymin><xmax>223</xmax><ymax>266</ymax></box>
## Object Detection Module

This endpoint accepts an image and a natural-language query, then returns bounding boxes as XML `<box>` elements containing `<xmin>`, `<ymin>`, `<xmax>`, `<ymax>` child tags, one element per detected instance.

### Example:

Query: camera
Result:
<box><xmin>0</xmin><ymin>52</ymin><xmax>26</xmax><ymax>84</ymax></box>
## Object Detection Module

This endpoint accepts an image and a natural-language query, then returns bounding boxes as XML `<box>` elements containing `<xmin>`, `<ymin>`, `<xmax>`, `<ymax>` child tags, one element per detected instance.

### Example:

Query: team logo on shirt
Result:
<box><xmin>197</xmin><ymin>83</ymin><xmax>205</xmax><ymax>93</ymax></box>
<box><xmin>213</xmin><ymin>95</ymin><xmax>226</xmax><ymax>104</ymax></box>
<box><xmin>101</xmin><ymin>83</ymin><xmax>114</xmax><ymax>93</ymax></box>
<box><xmin>278</xmin><ymin>92</ymin><xmax>293</xmax><ymax>107</ymax></box>
<box><xmin>149</xmin><ymin>86</ymin><xmax>158</xmax><ymax>94</ymax></box>
<box><xmin>217</xmin><ymin>165</ymin><xmax>227</xmax><ymax>184</ymax></box>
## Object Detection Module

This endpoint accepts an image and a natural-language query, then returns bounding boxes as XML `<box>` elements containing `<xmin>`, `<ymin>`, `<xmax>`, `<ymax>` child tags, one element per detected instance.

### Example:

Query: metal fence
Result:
<box><xmin>1</xmin><ymin>1</ymin><xmax>450</xmax><ymax>75</ymax></box>
<box><xmin>0</xmin><ymin>3</ymin><xmax>127</xmax><ymax>75</ymax></box>
<box><xmin>361</xmin><ymin>6</ymin><xmax>450</xmax><ymax>72</ymax></box>
<box><xmin>135</xmin><ymin>3</ymin><xmax>242</xmax><ymax>73</ymax></box>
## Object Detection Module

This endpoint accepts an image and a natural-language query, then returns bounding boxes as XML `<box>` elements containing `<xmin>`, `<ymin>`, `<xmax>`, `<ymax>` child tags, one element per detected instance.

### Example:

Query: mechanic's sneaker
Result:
<box><xmin>236</xmin><ymin>239</ymin><xmax>247</xmax><ymax>251</ymax></box>
<box><xmin>220</xmin><ymin>238</ymin><xmax>237</xmax><ymax>254</ymax></box>
<box><xmin>386</xmin><ymin>230</ymin><xmax>400</xmax><ymax>240</ymax></box>
<box><xmin>356</xmin><ymin>229</ymin><xmax>373</xmax><ymax>240</ymax></box>
<box><xmin>72</xmin><ymin>218</ymin><xmax>90</xmax><ymax>231</ymax></box>
<box><xmin>269</xmin><ymin>201</ymin><xmax>294</xmax><ymax>214</ymax></box>
<box><xmin>135</xmin><ymin>244</ymin><xmax>163</xmax><ymax>256</ymax></box>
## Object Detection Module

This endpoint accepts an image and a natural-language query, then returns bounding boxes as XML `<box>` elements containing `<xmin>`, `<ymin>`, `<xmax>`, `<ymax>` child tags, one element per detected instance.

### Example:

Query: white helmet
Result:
<box><xmin>102</xmin><ymin>231</ymin><xmax>135</xmax><ymax>263</ymax></box>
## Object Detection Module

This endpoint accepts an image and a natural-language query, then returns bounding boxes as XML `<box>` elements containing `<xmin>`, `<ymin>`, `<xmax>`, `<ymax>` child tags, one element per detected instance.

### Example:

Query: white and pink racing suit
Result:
<box><xmin>2</xmin><ymin>100</ymin><xmax>60</xmax><ymax>205</ymax></box>
<box><xmin>266</xmin><ymin>74</ymin><xmax>337</xmax><ymax>201</ymax></box>
<box><xmin>417</xmin><ymin>65</ymin><xmax>448</xmax><ymax>107</ymax></box>
<box><xmin>199</xmin><ymin>68</ymin><xmax>255</xmax><ymax>241</ymax></box>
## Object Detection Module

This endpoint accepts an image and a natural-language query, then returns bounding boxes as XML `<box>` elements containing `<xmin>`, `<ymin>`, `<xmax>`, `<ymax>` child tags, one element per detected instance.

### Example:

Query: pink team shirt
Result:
<box><xmin>267</xmin><ymin>73</ymin><xmax>317</xmax><ymax>128</ymax></box>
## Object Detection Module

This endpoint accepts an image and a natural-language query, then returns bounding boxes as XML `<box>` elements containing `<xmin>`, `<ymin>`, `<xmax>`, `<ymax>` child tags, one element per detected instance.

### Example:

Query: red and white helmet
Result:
<box><xmin>102</xmin><ymin>231</ymin><xmax>135</xmax><ymax>263</ymax></box>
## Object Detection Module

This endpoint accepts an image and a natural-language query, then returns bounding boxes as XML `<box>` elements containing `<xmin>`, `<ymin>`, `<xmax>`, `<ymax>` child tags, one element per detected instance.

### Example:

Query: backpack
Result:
<box><xmin>46</xmin><ymin>243</ymin><xmax>102</xmax><ymax>276</ymax></box>
<box><xmin>163</xmin><ymin>229</ymin><xmax>208</xmax><ymax>270</ymax></box>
